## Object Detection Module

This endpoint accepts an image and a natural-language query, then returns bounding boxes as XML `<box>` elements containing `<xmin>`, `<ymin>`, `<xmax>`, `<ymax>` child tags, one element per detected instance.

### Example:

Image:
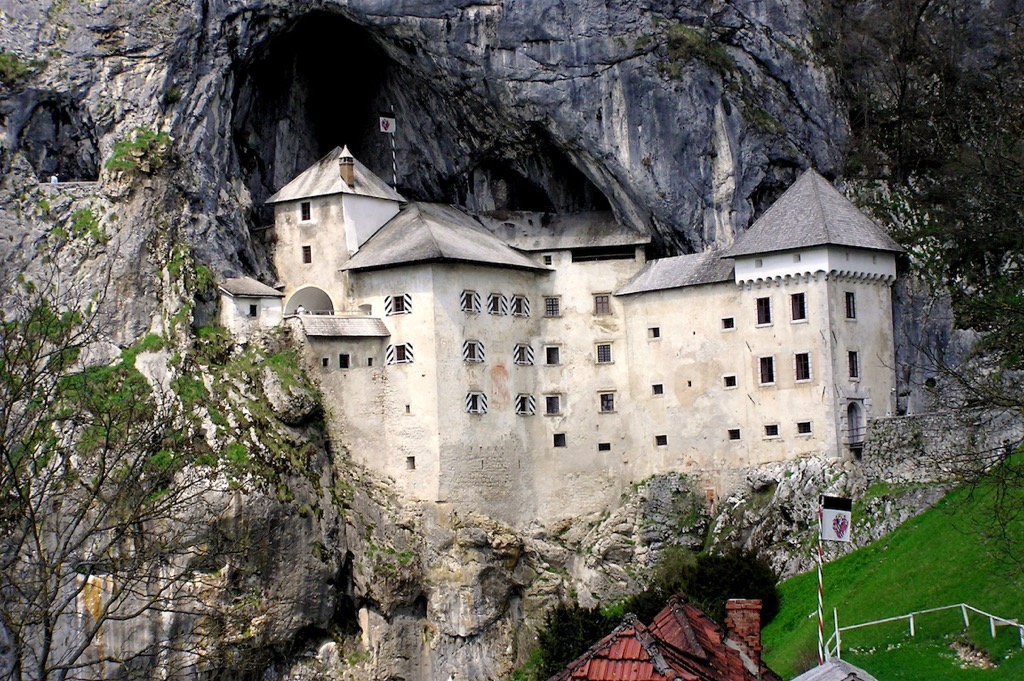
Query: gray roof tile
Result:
<box><xmin>342</xmin><ymin>203</ymin><xmax>548</xmax><ymax>273</ymax></box>
<box><xmin>616</xmin><ymin>251</ymin><xmax>734</xmax><ymax>296</ymax></box>
<box><xmin>725</xmin><ymin>169</ymin><xmax>903</xmax><ymax>258</ymax></box>
<box><xmin>219</xmin><ymin>277</ymin><xmax>284</xmax><ymax>298</ymax></box>
<box><xmin>476</xmin><ymin>211</ymin><xmax>650</xmax><ymax>251</ymax></box>
<box><xmin>266</xmin><ymin>146</ymin><xmax>405</xmax><ymax>204</ymax></box>
<box><xmin>297</xmin><ymin>315</ymin><xmax>390</xmax><ymax>337</ymax></box>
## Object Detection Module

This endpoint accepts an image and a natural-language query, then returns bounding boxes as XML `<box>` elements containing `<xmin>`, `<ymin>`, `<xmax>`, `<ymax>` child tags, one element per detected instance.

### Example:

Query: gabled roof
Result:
<box><xmin>219</xmin><ymin>277</ymin><xmax>284</xmax><ymax>298</ymax></box>
<box><xmin>547</xmin><ymin>596</ymin><xmax>780</xmax><ymax>681</ymax></box>
<box><xmin>616</xmin><ymin>251</ymin><xmax>734</xmax><ymax>296</ymax></box>
<box><xmin>296</xmin><ymin>315</ymin><xmax>390</xmax><ymax>338</ymax></box>
<box><xmin>725</xmin><ymin>169</ymin><xmax>903</xmax><ymax>258</ymax></box>
<box><xmin>790</xmin><ymin>658</ymin><xmax>879</xmax><ymax>681</ymax></box>
<box><xmin>266</xmin><ymin>146</ymin><xmax>405</xmax><ymax>204</ymax></box>
<box><xmin>342</xmin><ymin>203</ymin><xmax>548</xmax><ymax>273</ymax></box>
<box><xmin>475</xmin><ymin>211</ymin><xmax>650</xmax><ymax>251</ymax></box>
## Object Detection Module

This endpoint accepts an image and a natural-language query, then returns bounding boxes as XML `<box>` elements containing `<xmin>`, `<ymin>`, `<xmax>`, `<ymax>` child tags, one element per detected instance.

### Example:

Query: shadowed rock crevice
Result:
<box><xmin>10</xmin><ymin>93</ymin><xmax>100</xmax><ymax>181</ymax></box>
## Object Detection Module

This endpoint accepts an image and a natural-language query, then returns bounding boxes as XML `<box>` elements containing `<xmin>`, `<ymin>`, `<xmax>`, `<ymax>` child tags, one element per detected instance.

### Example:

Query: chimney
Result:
<box><xmin>724</xmin><ymin>599</ymin><xmax>762</xmax><ymax>672</ymax></box>
<box><xmin>339</xmin><ymin>146</ymin><xmax>355</xmax><ymax>187</ymax></box>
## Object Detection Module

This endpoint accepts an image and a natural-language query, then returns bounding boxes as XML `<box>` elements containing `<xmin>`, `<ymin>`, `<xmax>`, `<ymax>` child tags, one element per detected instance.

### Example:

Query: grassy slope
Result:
<box><xmin>762</xmin><ymin>481</ymin><xmax>1024</xmax><ymax>680</ymax></box>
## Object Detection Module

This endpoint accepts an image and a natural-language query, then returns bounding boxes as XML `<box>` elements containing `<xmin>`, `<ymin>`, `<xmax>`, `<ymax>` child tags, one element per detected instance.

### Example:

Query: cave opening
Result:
<box><xmin>232</xmin><ymin>10</ymin><xmax>612</xmax><ymax>223</ymax></box>
<box><xmin>20</xmin><ymin>98</ymin><xmax>100</xmax><ymax>182</ymax></box>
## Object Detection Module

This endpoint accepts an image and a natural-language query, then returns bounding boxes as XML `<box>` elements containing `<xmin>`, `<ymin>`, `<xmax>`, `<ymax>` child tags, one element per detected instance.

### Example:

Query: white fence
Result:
<box><xmin>825</xmin><ymin>603</ymin><xmax>1024</xmax><ymax>659</ymax></box>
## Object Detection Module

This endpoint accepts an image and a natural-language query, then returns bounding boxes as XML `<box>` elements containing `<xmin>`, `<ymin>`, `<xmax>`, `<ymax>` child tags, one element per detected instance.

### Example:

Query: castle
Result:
<box><xmin>219</xmin><ymin>147</ymin><xmax>901</xmax><ymax>525</ymax></box>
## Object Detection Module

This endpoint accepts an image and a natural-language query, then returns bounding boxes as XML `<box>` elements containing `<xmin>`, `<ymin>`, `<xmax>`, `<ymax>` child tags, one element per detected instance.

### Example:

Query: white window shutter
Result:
<box><xmin>526</xmin><ymin>345</ymin><xmax>534</xmax><ymax>365</ymax></box>
<box><xmin>385</xmin><ymin>344</ymin><xmax>395</xmax><ymax>364</ymax></box>
<box><xmin>403</xmin><ymin>293</ymin><xmax>412</xmax><ymax>314</ymax></box>
<box><xmin>501</xmin><ymin>295</ymin><xmax>510</xmax><ymax>315</ymax></box>
<box><xmin>404</xmin><ymin>343</ymin><xmax>414</xmax><ymax>362</ymax></box>
<box><xmin>384</xmin><ymin>296</ymin><xmax>394</xmax><ymax>316</ymax></box>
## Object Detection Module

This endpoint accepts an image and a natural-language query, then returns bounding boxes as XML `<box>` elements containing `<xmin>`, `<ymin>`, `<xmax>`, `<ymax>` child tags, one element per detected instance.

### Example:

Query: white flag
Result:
<box><xmin>379</xmin><ymin>113</ymin><xmax>396</xmax><ymax>134</ymax></box>
<box><xmin>820</xmin><ymin>495</ymin><xmax>852</xmax><ymax>542</ymax></box>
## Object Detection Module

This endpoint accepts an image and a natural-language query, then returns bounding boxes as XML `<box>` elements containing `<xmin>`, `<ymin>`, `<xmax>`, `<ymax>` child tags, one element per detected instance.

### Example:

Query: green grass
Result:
<box><xmin>763</xmin><ymin>478</ymin><xmax>1024</xmax><ymax>679</ymax></box>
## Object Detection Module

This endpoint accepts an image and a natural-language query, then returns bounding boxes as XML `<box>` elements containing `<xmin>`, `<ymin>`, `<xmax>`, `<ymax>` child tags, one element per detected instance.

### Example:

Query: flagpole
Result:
<box><xmin>390</xmin><ymin>124</ymin><xmax>397</xmax><ymax>190</ymax></box>
<box><xmin>817</xmin><ymin>498</ymin><xmax>825</xmax><ymax>665</ymax></box>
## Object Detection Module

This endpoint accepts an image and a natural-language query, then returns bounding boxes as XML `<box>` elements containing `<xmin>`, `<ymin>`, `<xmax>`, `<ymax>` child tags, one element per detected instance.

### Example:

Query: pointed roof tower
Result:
<box><xmin>725</xmin><ymin>169</ymin><xmax>902</xmax><ymax>258</ymax></box>
<box><xmin>266</xmin><ymin>146</ymin><xmax>404</xmax><ymax>204</ymax></box>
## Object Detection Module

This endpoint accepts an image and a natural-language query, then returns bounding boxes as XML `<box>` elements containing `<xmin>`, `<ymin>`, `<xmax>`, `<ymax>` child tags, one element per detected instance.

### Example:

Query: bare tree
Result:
<box><xmin>0</xmin><ymin>259</ymin><xmax>229</xmax><ymax>680</ymax></box>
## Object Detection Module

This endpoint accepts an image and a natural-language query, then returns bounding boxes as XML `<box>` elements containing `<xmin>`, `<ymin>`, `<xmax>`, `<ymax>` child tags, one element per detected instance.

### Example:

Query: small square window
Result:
<box><xmin>793</xmin><ymin>253</ymin><xmax>802</xmax><ymax>263</ymax></box>
<box><xmin>389</xmin><ymin>343</ymin><xmax>414</xmax><ymax>364</ymax></box>
<box><xmin>728</xmin><ymin>428</ymin><xmax>741</xmax><ymax>441</ymax></box>
<box><xmin>321</xmin><ymin>357</ymin><xmax>329</xmax><ymax>368</ymax></box>
<box><xmin>302</xmin><ymin>245</ymin><xmax>312</xmax><ymax>264</ymax></box>
<box><xmin>754</xmin><ymin>258</ymin><xmax>763</xmax><ymax>268</ymax></box>
<box><xmin>367</xmin><ymin>357</ymin><xmax>374</xmax><ymax>367</ymax></box>
<box><xmin>543</xmin><ymin>254</ymin><xmax>553</xmax><ymax>265</ymax></box>
<box><xmin>544</xmin><ymin>297</ymin><xmax>560</xmax><ymax>317</ymax></box>
<box><xmin>545</xmin><ymin>395</ymin><xmax>561</xmax><ymax>415</ymax></box>
<box><xmin>845</xmin><ymin>291</ymin><xmax>857</xmax><ymax>319</ymax></box>
<box><xmin>461</xmin><ymin>290</ymin><xmax>481</xmax><ymax>313</ymax></box>
<box><xmin>795</xmin><ymin>352</ymin><xmax>811</xmax><ymax>382</ymax></box>
<box><xmin>593</xmin><ymin>294</ymin><xmax>611</xmax><ymax>315</ymax></box>
<box><xmin>391</xmin><ymin>295</ymin><xmax>407</xmax><ymax>314</ymax></box>
<box><xmin>722</xmin><ymin>317</ymin><xmax>735</xmax><ymax>330</ymax></box>
<box><xmin>756</xmin><ymin>297</ymin><xmax>772</xmax><ymax>325</ymax></box>
<box><xmin>599</xmin><ymin>392</ymin><xmax>615</xmax><ymax>413</ymax></box>
<box><xmin>723</xmin><ymin>375</ymin><xmax>737</xmax><ymax>388</ymax></box>
<box><xmin>553</xmin><ymin>433</ymin><xmax>567</xmax><ymax>447</ymax></box>
<box><xmin>655</xmin><ymin>434</ymin><xmax>668</xmax><ymax>447</ymax></box>
<box><xmin>545</xmin><ymin>346</ymin><xmax>561</xmax><ymax>365</ymax></box>
<box><xmin>648</xmin><ymin>327</ymin><xmax>661</xmax><ymax>339</ymax></box>
<box><xmin>596</xmin><ymin>343</ymin><xmax>613</xmax><ymax>364</ymax></box>
<box><xmin>797</xmin><ymin>421</ymin><xmax>813</xmax><ymax>434</ymax></box>
<box><xmin>764</xmin><ymin>424</ymin><xmax>780</xmax><ymax>437</ymax></box>
<box><xmin>848</xmin><ymin>351</ymin><xmax>860</xmax><ymax>379</ymax></box>
<box><xmin>300</xmin><ymin>201</ymin><xmax>311</xmax><ymax>221</ymax></box>
<box><xmin>248</xmin><ymin>304</ymin><xmax>258</xmax><ymax>318</ymax></box>
<box><xmin>652</xmin><ymin>383</ymin><xmax>664</xmax><ymax>396</ymax></box>
<box><xmin>339</xmin><ymin>354</ymin><xmax>350</xmax><ymax>369</ymax></box>
<box><xmin>791</xmin><ymin>292</ymin><xmax>806</xmax><ymax>321</ymax></box>
<box><xmin>759</xmin><ymin>356</ymin><xmax>775</xmax><ymax>385</ymax></box>
<box><xmin>598</xmin><ymin>442</ymin><xmax>611</xmax><ymax>452</ymax></box>
<box><xmin>406</xmin><ymin>456</ymin><xmax>416</xmax><ymax>470</ymax></box>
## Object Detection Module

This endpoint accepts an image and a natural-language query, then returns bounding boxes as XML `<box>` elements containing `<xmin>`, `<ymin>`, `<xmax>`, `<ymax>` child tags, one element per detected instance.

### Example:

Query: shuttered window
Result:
<box><xmin>385</xmin><ymin>294</ymin><xmax>412</xmax><ymax>316</ymax></box>
<box><xmin>463</xmin><ymin>340</ymin><xmax>485</xmax><ymax>363</ymax></box>
<box><xmin>461</xmin><ymin>290</ymin><xmax>481</xmax><ymax>313</ymax></box>
<box><xmin>386</xmin><ymin>343</ymin><xmax>415</xmax><ymax>365</ymax></box>
<box><xmin>513</xmin><ymin>344</ymin><xmax>534</xmax><ymax>366</ymax></box>
<box><xmin>510</xmin><ymin>295</ymin><xmax>530</xmax><ymax>317</ymax></box>
<box><xmin>488</xmin><ymin>293</ymin><xmax>508</xmax><ymax>315</ymax></box>
<box><xmin>466</xmin><ymin>392</ymin><xmax>488</xmax><ymax>414</ymax></box>
<box><xmin>515</xmin><ymin>394</ymin><xmax>536</xmax><ymax>415</ymax></box>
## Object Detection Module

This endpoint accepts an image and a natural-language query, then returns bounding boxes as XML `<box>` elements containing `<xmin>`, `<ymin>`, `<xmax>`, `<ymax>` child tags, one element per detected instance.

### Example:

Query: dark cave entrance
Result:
<box><xmin>20</xmin><ymin>98</ymin><xmax>100</xmax><ymax>182</ymax></box>
<box><xmin>232</xmin><ymin>11</ymin><xmax>611</xmax><ymax>222</ymax></box>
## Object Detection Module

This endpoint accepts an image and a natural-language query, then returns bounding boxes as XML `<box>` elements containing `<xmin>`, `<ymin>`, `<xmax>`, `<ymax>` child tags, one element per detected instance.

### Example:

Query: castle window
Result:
<box><xmin>321</xmin><ymin>357</ymin><xmax>329</xmax><ymax>368</ymax></box>
<box><xmin>339</xmin><ymin>354</ymin><xmax>350</xmax><ymax>369</ymax></box>
<box><xmin>406</xmin><ymin>456</ymin><xmax>416</xmax><ymax>470</ymax></box>
<box><xmin>593</xmin><ymin>294</ymin><xmax>611</xmax><ymax>315</ymax></box>
<box><xmin>655</xmin><ymin>434</ymin><xmax>668</xmax><ymax>446</ymax></box>
<box><xmin>544</xmin><ymin>297</ymin><xmax>561</xmax><ymax>317</ymax></box>
<box><xmin>463</xmin><ymin>340</ymin><xmax>485</xmax><ymax>363</ymax></box>
<box><xmin>511</xmin><ymin>295</ymin><xmax>530</xmax><ymax>317</ymax></box>
<box><xmin>302</xmin><ymin>245</ymin><xmax>312</xmax><ymax>264</ymax></box>
<box><xmin>764</xmin><ymin>424</ymin><xmax>780</xmax><ymax>438</ymax></box>
<box><xmin>845</xmin><ymin>291</ymin><xmax>857</xmax><ymax>319</ymax></box>
<box><xmin>728</xmin><ymin>428</ymin><xmax>741</xmax><ymax>440</ymax></box>
<box><xmin>795</xmin><ymin>353</ymin><xmax>811</xmax><ymax>382</ymax></box>
<box><xmin>648</xmin><ymin>327</ymin><xmax>661</xmax><ymax>339</ymax></box>
<box><xmin>599</xmin><ymin>392</ymin><xmax>615</xmax><ymax>413</ymax></box>
<box><xmin>723</xmin><ymin>374</ymin><xmax>737</xmax><ymax>389</ymax></box>
<box><xmin>754</xmin><ymin>258</ymin><xmax>763</xmax><ymax>268</ymax></box>
<box><xmin>797</xmin><ymin>421</ymin><xmax>813</xmax><ymax>435</ymax></box>
<box><xmin>544</xmin><ymin>254</ymin><xmax>553</xmax><ymax>265</ymax></box>
<box><xmin>848</xmin><ymin>351</ymin><xmax>860</xmax><ymax>379</ymax></box>
<box><xmin>461</xmin><ymin>290</ymin><xmax>481</xmax><ymax>313</ymax></box>
<box><xmin>513</xmin><ymin>343</ymin><xmax>534</xmax><ymax>366</ymax></box>
<box><xmin>722</xmin><ymin>317</ymin><xmax>735</xmax><ymax>330</ymax></box>
<box><xmin>248</xmin><ymin>304</ymin><xmax>258</xmax><ymax>318</ymax></box>
<box><xmin>386</xmin><ymin>343</ymin><xmax>414</xmax><ymax>365</ymax></box>
<box><xmin>488</xmin><ymin>293</ymin><xmax>507</xmax><ymax>315</ymax></box>
<box><xmin>465</xmin><ymin>392</ymin><xmax>488</xmax><ymax>414</ymax></box>
<box><xmin>367</xmin><ymin>357</ymin><xmax>374</xmax><ymax>367</ymax></box>
<box><xmin>759</xmin><ymin>356</ymin><xmax>776</xmax><ymax>385</ymax></box>
<box><xmin>791</xmin><ymin>292</ymin><xmax>806</xmax><ymax>321</ymax></box>
<box><xmin>545</xmin><ymin>346</ymin><xmax>561</xmax><ymax>365</ymax></box>
<box><xmin>756</xmin><ymin>297</ymin><xmax>772</xmax><ymax>325</ymax></box>
<box><xmin>595</xmin><ymin>343</ymin><xmax>613</xmax><ymax>364</ymax></box>
<box><xmin>385</xmin><ymin>294</ymin><xmax>412</xmax><ymax>316</ymax></box>
<box><xmin>652</xmin><ymin>383</ymin><xmax>664</xmax><ymax>396</ymax></box>
<box><xmin>300</xmin><ymin>201</ymin><xmax>311</xmax><ymax>221</ymax></box>
<box><xmin>545</xmin><ymin>394</ymin><xmax>562</xmax><ymax>415</ymax></box>
<box><xmin>515</xmin><ymin>394</ymin><xmax>536</xmax><ymax>415</ymax></box>
<box><xmin>598</xmin><ymin>442</ymin><xmax>611</xmax><ymax>452</ymax></box>
<box><xmin>553</xmin><ymin>433</ymin><xmax>567</xmax><ymax>447</ymax></box>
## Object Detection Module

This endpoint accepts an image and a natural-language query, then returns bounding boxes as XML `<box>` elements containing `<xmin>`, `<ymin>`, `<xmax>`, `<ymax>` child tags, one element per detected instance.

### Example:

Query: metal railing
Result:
<box><xmin>824</xmin><ymin>603</ymin><xmax>1024</xmax><ymax>660</ymax></box>
<box><xmin>845</xmin><ymin>425</ymin><xmax>865</xmax><ymax>446</ymax></box>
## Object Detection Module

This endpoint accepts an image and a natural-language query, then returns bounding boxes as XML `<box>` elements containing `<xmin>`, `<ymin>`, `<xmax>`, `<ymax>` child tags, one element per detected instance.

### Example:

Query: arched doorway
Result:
<box><xmin>846</xmin><ymin>401</ymin><xmax>865</xmax><ymax>455</ymax></box>
<box><xmin>285</xmin><ymin>286</ymin><xmax>334</xmax><ymax>315</ymax></box>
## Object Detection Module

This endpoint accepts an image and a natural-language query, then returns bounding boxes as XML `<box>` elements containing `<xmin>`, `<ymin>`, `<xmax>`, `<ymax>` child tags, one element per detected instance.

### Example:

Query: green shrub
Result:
<box><xmin>105</xmin><ymin>127</ymin><xmax>173</xmax><ymax>174</ymax></box>
<box><xmin>0</xmin><ymin>52</ymin><xmax>41</xmax><ymax>86</ymax></box>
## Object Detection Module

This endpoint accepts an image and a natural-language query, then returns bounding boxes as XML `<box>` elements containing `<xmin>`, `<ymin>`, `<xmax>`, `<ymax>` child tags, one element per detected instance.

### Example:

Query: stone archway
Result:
<box><xmin>285</xmin><ymin>286</ymin><xmax>334</xmax><ymax>315</ymax></box>
<box><xmin>846</xmin><ymin>401</ymin><xmax>865</xmax><ymax>448</ymax></box>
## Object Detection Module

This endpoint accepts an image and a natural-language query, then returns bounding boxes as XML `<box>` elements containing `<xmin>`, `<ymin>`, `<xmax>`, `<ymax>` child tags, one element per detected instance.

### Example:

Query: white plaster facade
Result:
<box><xmin>218</xmin><ymin>277</ymin><xmax>284</xmax><ymax>338</ymax></box>
<box><xmin>266</xmin><ymin>151</ymin><xmax>902</xmax><ymax>525</ymax></box>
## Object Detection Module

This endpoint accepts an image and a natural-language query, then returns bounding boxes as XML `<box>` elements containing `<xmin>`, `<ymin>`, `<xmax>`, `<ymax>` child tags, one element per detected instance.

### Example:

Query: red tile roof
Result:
<box><xmin>547</xmin><ymin>595</ymin><xmax>781</xmax><ymax>681</ymax></box>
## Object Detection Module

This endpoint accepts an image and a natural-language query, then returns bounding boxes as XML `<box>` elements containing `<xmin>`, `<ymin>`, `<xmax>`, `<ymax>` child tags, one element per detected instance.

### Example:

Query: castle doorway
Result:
<box><xmin>286</xmin><ymin>286</ymin><xmax>334</xmax><ymax>315</ymax></box>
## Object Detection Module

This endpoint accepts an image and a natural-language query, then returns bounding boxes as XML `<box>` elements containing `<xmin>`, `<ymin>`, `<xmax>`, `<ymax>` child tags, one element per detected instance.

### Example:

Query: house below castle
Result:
<box><xmin>226</xmin><ymin>147</ymin><xmax>902</xmax><ymax>525</ymax></box>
